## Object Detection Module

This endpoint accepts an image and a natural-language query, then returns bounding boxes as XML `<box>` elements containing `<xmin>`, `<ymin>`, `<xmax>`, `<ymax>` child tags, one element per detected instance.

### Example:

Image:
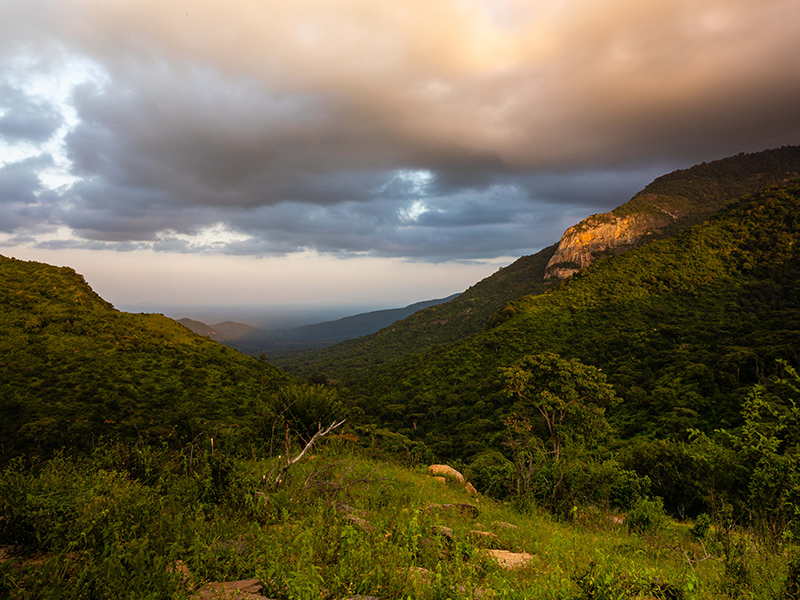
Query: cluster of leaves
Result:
<box><xmin>0</xmin><ymin>256</ymin><xmax>292</xmax><ymax>460</ymax></box>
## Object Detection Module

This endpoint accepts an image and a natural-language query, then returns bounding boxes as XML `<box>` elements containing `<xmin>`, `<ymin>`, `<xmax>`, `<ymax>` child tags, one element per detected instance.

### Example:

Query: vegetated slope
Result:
<box><xmin>546</xmin><ymin>145</ymin><xmax>800</xmax><ymax>279</ymax></box>
<box><xmin>220</xmin><ymin>293</ymin><xmax>461</xmax><ymax>358</ymax></box>
<box><xmin>0</xmin><ymin>256</ymin><xmax>292</xmax><ymax>459</ymax></box>
<box><xmin>282</xmin><ymin>146</ymin><xmax>800</xmax><ymax>382</ymax></box>
<box><xmin>343</xmin><ymin>181</ymin><xmax>800</xmax><ymax>459</ymax></box>
<box><xmin>278</xmin><ymin>245</ymin><xmax>557</xmax><ymax>379</ymax></box>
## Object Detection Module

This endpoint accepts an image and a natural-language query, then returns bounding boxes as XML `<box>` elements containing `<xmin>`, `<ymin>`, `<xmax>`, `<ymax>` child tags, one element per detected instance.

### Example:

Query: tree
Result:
<box><xmin>501</xmin><ymin>353</ymin><xmax>618</xmax><ymax>461</ymax></box>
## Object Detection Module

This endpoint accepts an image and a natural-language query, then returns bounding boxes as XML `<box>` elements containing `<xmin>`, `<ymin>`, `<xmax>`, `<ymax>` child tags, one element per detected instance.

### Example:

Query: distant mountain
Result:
<box><xmin>176</xmin><ymin>318</ymin><xmax>260</xmax><ymax>342</ymax></box>
<box><xmin>545</xmin><ymin>145</ymin><xmax>800</xmax><ymax>279</ymax></box>
<box><xmin>0</xmin><ymin>255</ymin><xmax>292</xmax><ymax>458</ymax></box>
<box><xmin>177</xmin><ymin>295</ymin><xmax>460</xmax><ymax>359</ymax></box>
<box><xmin>278</xmin><ymin>246</ymin><xmax>556</xmax><ymax>378</ymax></box>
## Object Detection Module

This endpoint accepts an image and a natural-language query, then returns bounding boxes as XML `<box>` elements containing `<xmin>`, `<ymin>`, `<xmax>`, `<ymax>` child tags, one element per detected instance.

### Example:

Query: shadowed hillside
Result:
<box><xmin>278</xmin><ymin>244</ymin><xmax>557</xmax><ymax>379</ymax></box>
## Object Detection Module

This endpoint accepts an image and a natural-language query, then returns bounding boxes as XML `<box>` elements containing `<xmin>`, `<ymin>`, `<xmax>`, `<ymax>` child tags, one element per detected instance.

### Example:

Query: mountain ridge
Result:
<box><xmin>177</xmin><ymin>294</ymin><xmax>461</xmax><ymax>358</ymax></box>
<box><xmin>282</xmin><ymin>146</ymin><xmax>800</xmax><ymax>381</ymax></box>
<box><xmin>545</xmin><ymin>145</ymin><xmax>800</xmax><ymax>279</ymax></box>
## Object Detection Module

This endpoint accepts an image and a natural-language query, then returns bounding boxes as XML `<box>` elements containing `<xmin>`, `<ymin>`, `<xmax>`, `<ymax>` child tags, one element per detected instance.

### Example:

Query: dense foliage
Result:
<box><xmin>1</xmin><ymin>442</ymin><xmax>796</xmax><ymax>599</ymax></box>
<box><xmin>0</xmin><ymin>256</ymin><xmax>292</xmax><ymax>460</ymax></box>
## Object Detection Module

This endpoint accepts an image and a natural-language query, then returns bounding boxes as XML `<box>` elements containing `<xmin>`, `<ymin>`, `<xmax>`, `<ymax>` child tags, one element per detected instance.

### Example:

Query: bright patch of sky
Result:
<box><xmin>1</xmin><ymin>52</ymin><xmax>109</xmax><ymax>187</ymax></box>
<box><xmin>399</xmin><ymin>200</ymin><xmax>428</xmax><ymax>222</ymax></box>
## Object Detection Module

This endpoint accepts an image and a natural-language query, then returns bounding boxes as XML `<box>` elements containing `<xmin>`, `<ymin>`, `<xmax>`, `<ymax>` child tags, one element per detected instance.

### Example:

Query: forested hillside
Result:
<box><xmin>338</xmin><ymin>181</ymin><xmax>800</xmax><ymax>462</ymax></box>
<box><xmin>283</xmin><ymin>146</ymin><xmax>800</xmax><ymax>380</ymax></box>
<box><xmin>0</xmin><ymin>256</ymin><xmax>292</xmax><ymax>458</ymax></box>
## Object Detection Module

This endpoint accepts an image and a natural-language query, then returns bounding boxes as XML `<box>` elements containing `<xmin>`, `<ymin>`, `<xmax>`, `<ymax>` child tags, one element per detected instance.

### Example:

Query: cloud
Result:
<box><xmin>0</xmin><ymin>83</ymin><xmax>64</xmax><ymax>143</ymax></box>
<box><xmin>1</xmin><ymin>0</ymin><xmax>799</xmax><ymax>262</ymax></box>
<box><xmin>0</xmin><ymin>154</ymin><xmax>60</xmax><ymax>232</ymax></box>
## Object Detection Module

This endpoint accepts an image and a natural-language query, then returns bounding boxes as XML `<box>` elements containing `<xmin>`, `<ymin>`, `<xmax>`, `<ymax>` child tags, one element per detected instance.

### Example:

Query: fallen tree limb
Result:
<box><xmin>272</xmin><ymin>419</ymin><xmax>346</xmax><ymax>486</ymax></box>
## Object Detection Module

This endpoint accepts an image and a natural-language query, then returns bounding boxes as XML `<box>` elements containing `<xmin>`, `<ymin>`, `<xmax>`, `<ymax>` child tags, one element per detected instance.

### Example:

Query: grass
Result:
<box><xmin>0</xmin><ymin>441</ymin><xmax>794</xmax><ymax>599</ymax></box>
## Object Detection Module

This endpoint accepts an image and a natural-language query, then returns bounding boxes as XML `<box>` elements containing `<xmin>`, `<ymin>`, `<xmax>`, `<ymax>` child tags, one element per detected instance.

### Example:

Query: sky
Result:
<box><xmin>1</xmin><ymin>0</ymin><xmax>800</xmax><ymax>321</ymax></box>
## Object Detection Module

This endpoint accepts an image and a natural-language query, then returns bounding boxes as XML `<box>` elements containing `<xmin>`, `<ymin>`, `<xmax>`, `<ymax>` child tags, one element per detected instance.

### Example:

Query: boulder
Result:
<box><xmin>193</xmin><ymin>578</ymin><xmax>267</xmax><ymax>599</ymax></box>
<box><xmin>464</xmin><ymin>482</ymin><xmax>478</xmax><ymax>496</ymax></box>
<box><xmin>426</xmin><ymin>464</ymin><xmax>464</xmax><ymax>484</ymax></box>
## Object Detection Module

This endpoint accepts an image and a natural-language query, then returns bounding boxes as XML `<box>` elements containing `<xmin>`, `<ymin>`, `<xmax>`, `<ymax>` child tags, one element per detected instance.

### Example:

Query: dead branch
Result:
<box><xmin>272</xmin><ymin>419</ymin><xmax>346</xmax><ymax>486</ymax></box>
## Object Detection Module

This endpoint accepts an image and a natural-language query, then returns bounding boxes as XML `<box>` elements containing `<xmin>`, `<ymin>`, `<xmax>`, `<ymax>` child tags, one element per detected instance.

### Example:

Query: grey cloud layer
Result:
<box><xmin>1</xmin><ymin>0</ymin><xmax>799</xmax><ymax>259</ymax></box>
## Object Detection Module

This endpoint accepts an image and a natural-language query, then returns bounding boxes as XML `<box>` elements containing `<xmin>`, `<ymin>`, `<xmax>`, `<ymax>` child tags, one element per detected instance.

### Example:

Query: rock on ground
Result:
<box><xmin>426</xmin><ymin>464</ymin><xmax>465</xmax><ymax>484</ymax></box>
<box><xmin>482</xmin><ymin>550</ymin><xmax>534</xmax><ymax>570</ymax></box>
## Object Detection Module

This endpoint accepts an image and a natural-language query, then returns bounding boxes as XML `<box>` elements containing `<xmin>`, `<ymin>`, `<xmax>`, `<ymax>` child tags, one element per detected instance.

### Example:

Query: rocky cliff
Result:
<box><xmin>544</xmin><ymin>211</ymin><xmax>670</xmax><ymax>280</ymax></box>
<box><xmin>545</xmin><ymin>146</ymin><xmax>800</xmax><ymax>280</ymax></box>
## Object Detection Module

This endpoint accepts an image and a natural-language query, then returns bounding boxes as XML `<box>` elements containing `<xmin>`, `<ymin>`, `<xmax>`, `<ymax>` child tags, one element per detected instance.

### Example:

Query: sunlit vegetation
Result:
<box><xmin>0</xmin><ymin>256</ymin><xmax>292</xmax><ymax>458</ymax></box>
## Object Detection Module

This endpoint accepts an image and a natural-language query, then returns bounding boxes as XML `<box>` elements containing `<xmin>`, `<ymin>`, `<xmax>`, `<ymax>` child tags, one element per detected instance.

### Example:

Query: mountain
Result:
<box><xmin>278</xmin><ymin>245</ymin><xmax>557</xmax><ymax>378</ymax></box>
<box><xmin>337</xmin><ymin>180</ymin><xmax>800</xmax><ymax>459</ymax></box>
<box><xmin>282</xmin><ymin>146</ymin><xmax>800</xmax><ymax>383</ymax></box>
<box><xmin>176</xmin><ymin>318</ymin><xmax>260</xmax><ymax>343</ymax></box>
<box><xmin>177</xmin><ymin>295</ymin><xmax>460</xmax><ymax>359</ymax></box>
<box><xmin>0</xmin><ymin>255</ymin><xmax>292</xmax><ymax>458</ymax></box>
<box><xmin>545</xmin><ymin>145</ymin><xmax>800</xmax><ymax>279</ymax></box>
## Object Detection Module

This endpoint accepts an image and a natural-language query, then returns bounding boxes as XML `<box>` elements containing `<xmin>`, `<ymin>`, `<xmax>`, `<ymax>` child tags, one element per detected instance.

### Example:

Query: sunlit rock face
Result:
<box><xmin>544</xmin><ymin>208</ymin><xmax>672</xmax><ymax>280</ymax></box>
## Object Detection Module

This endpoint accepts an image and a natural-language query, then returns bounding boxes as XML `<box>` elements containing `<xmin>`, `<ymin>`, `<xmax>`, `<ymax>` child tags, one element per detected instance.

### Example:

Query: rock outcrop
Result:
<box><xmin>544</xmin><ymin>145</ymin><xmax>800</xmax><ymax>280</ymax></box>
<box><xmin>545</xmin><ymin>211</ymin><xmax>669</xmax><ymax>280</ymax></box>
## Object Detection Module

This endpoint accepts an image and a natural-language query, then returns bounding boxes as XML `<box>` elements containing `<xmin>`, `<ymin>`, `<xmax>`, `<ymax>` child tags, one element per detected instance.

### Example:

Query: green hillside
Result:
<box><xmin>340</xmin><ymin>181</ymin><xmax>800</xmax><ymax>460</ymax></box>
<box><xmin>618</xmin><ymin>145</ymin><xmax>800</xmax><ymax>221</ymax></box>
<box><xmin>0</xmin><ymin>256</ymin><xmax>292</xmax><ymax>458</ymax></box>
<box><xmin>281</xmin><ymin>146</ymin><xmax>800</xmax><ymax>382</ymax></box>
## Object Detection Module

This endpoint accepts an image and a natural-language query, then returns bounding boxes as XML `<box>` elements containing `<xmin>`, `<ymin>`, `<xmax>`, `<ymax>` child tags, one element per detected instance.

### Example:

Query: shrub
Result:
<box><xmin>465</xmin><ymin>451</ymin><xmax>514</xmax><ymax>500</ymax></box>
<box><xmin>624</xmin><ymin>496</ymin><xmax>669</xmax><ymax>535</ymax></box>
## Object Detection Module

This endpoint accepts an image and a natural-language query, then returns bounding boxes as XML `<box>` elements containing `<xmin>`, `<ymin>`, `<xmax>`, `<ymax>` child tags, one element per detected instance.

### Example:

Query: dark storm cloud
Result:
<box><xmin>0</xmin><ymin>83</ymin><xmax>64</xmax><ymax>143</ymax></box>
<box><xmin>2</xmin><ymin>0</ymin><xmax>800</xmax><ymax>261</ymax></box>
<box><xmin>0</xmin><ymin>154</ymin><xmax>59</xmax><ymax>232</ymax></box>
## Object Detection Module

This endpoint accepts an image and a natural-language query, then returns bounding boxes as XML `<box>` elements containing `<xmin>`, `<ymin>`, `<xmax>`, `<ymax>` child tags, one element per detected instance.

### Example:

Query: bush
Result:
<box><xmin>690</xmin><ymin>512</ymin><xmax>711</xmax><ymax>540</ymax></box>
<box><xmin>465</xmin><ymin>451</ymin><xmax>514</xmax><ymax>500</ymax></box>
<box><xmin>624</xmin><ymin>496</ymin><xmax>669</xmax><ymax>535</ymax></box>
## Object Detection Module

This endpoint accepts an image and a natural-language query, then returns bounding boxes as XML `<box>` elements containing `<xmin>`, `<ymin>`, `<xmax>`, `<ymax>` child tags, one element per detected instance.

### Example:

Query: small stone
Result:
<box><xmin>193</xmin><ymin>578</ymin><xmax>266</xmax><ymax>599</ymax></box>
<box><xmin>482</xmin><ymin>549</ymin><xmax>533</xmax><ymax>570</ymax></box>
<box><xmin>431</xmin><ymin>525</ymin><xmax>454</xmax><ymax>539</ymax></box>
<box><xmin>492</xmin><ymin>521</ymin><xmax>518</xmax><ymax>530</ymax></box>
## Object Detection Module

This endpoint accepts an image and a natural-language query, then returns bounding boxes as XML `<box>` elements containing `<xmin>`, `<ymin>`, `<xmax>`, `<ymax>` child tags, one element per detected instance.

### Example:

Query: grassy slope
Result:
<box><xmin>0</xmin><ymin>255</ymin><xmax>292</xmax><ymax>457</ymax></box>
<box><xmin>343</xmin><ymin>182</ymin><xmax>800</xmax><ymax>459</ymax></box>
<box><xmin>278</xmin><ymin>244</ymin><xmax>557</xmax><ymax>379</ymax></box>
<box><xmin>0</xmin><ymin>444</ymin><xmax>787</xmax><ymax>599</ymax></box>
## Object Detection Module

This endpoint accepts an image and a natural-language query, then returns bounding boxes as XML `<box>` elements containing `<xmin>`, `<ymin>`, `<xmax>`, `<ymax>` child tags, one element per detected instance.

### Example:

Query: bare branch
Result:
<box><xmin>272</xmin><ymin>419</ymin><xmax>346</xmax><ymax>486</ymax></box>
